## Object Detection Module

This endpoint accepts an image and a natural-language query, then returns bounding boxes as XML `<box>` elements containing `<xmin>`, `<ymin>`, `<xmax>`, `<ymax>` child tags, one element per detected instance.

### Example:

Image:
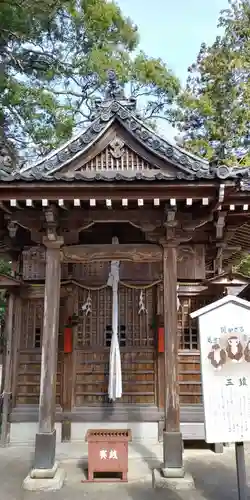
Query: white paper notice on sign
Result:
<box><xmin>191</xmin><ymin>296</ymin><xmax>250</xmax><ymax>444</ymax></box>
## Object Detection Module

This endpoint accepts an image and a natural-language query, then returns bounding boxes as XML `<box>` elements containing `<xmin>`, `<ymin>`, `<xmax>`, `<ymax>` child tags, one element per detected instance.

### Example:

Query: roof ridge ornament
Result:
<box><xmin>0</xmin><ymin>139</ymin><xmax>14</xmax><ymax>176</ymax></box>
<box><xmin>94</xmin><ymin>70</ymin><xmax>137</xmax><ymax>112</ymax></box>
<box><xmin>105</xmin><ymin>70</ymin><xmax>125</xmax><ymax>100</ymax></box>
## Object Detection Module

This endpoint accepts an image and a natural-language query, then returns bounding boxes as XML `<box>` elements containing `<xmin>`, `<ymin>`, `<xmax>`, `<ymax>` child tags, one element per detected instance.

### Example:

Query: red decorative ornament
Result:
<box><xmin>158</xmin><ymin>326</ymin><xmax>164</xmax><ymax>353</ymax></box>
<box><xmin>63</xmin><ymin>315</ymin><xmax>78</xmax><ymax>354</ymax></box>
<box><xmin>64</xmin><ymin>327</ymin><xmax>72</xmax><ymax>353</ymax></box>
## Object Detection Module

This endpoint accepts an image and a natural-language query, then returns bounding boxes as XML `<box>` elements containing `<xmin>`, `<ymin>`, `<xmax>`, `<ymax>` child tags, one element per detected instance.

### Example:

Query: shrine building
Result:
<box><xmin>1</xmin><ymin>73</ymin><xmax>250</xmax><ymax>479</ymax></box>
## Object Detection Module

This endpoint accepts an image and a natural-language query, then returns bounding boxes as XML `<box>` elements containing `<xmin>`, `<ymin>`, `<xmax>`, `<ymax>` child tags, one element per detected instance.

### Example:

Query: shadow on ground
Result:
<box><xmin>186</xmin><ymin>457</ymin><xmax>249</xmax><ymax>500</ymax></box>
<box><xmin>1</xmin><ymin>445</ymin><xmax>250</xmax><ymax>500</ymax></box>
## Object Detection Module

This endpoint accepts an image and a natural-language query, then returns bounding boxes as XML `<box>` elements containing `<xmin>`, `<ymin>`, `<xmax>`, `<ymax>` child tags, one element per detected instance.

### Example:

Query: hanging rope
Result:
<box><xmin>58</xmin><ymin>279</ymin><xmax>163</xmax><ymax>292</ymax></box>
<box><xmin>31</xmin><ymin>279</ymin><xmax>163</xmax><ymax>292</ymax></box>
<box><xmin>77</xmin><ymin>283</ymin><xmax>108</xmax><ymax>291</ymax></box>
<box><xmin>119</xmin><ymin>279</ymin><xmax>162</xmax><ymax>290</ymax></box>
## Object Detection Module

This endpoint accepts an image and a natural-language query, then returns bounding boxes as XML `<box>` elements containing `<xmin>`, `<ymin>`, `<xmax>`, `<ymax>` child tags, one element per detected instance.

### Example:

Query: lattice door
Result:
<box><xmin>75</xmin><ymin>285</ymin><xmax>156</xmax><ymax>406</ymax></box>
<box><xmin>15</xmin><ymin>298</ymin><xmax>64</xmax><ymax>407</ymax></box>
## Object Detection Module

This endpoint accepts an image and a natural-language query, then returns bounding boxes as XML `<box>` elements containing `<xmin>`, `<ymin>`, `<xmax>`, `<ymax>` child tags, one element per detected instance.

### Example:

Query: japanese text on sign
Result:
<box><xmin>100</xmin><ymin>449</ymin><xmax>118</xmax><ymax>460</ymax></box>
<box><xmin>193</xmin><ymin>298</ymin><xmax>250</xmax><ymax>443</ymax></box>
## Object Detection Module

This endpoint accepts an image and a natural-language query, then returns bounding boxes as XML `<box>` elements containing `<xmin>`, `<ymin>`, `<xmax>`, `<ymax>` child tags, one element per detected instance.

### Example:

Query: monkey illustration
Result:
<box><xmin>244</xmin><ymin>340</ymin><xmax>250</xmax><ymax>362</ymax></box>
<box><xmin>208</xmin><ymin>344</ymin><xmax>227</xmax><ymax>369</ymax></box>
<box><xmin>226</xmin><ymin>336</ymin><xmax>243</xmax><ymax>362</ymax></box>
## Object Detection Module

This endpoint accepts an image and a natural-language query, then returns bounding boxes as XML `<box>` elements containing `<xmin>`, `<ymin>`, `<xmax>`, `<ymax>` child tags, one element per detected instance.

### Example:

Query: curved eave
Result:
<box><xmin>20</xmin><ymin>100</ymin><xmax>210</xmax><ymax>179</ymax></box>
<box><xmin>131</xmin><ymin>110</ymin><xmax>209</xmax><ymax>166</ymax></box>
<box><xmin>0</xmin><ymin>170</ymin><xmax>225</xmax><ymax>182</ymax></box>
<box><xmin>20</xmin><ymin>117</ymin><xmax>115</xmax><ymax>177</ymax></box>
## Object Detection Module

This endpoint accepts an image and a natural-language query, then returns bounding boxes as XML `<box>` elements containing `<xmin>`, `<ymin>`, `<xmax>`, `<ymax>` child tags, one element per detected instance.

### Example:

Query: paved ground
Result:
<box><xmin>0</xmin><ymin>443</ymin><xmax>249</xmax><ymax>499</ymax></box>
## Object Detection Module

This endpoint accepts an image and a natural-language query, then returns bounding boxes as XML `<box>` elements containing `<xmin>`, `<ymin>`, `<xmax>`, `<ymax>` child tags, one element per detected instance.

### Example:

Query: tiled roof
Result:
<box><xmin>1</xmin><ymin>71</ymin><xmax>249</xmax><ymax>184</ymax></box>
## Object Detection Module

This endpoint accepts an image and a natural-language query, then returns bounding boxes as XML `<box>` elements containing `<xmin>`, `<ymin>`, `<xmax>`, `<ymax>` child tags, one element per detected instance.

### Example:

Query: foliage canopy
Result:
<box><xmin>0</xmin><ymin>0</ymin><xmax>180</xmax><ymax>164</ymax></box>
<box><xmin>171</xmin><ymin>0</ymin><xmax>250</xmax><ymax>166</ymax></box>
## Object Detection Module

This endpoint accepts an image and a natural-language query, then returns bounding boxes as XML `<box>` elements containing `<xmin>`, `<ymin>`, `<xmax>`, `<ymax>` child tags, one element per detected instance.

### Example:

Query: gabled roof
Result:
<box><xmin>1</xmin><ymin>73</ymin><xmax>250</xmax><ymax>183</ymax></box>
<box><xmin>18</xmin><ymin>99</ymin><xmax>210</xmax><ymax>180</ymax></box>
<box><xmin>203</xmin><ymin>271</ymin><xmax>250</xmax><ymax>286</ymax></box>
<box><xmin>190</xmin><ymin>294</ymin><xmax>250</xmax><ymax>318</ymax></box>
<box><xmin>0</xmin><ymin>273</ymin><xmax>23</xmax><ymax>288</ymax></box>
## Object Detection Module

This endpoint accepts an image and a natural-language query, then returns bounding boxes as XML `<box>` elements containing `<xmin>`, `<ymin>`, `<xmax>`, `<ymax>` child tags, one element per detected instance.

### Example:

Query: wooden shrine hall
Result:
<box><xmin>1</xmin><ymin>72</ymin><xmax>250</xmax><ymax>482</ymax></box>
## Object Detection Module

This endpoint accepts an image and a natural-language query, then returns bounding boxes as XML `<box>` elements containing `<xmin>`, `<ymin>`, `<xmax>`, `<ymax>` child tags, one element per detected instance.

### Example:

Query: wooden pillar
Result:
<box><xmin>11</xmin><ymin>296</ymin><xmax>22</xmax><ymax>407</ymax></box>
<box><xmin>0</xmin><ymin>293</ymin><xmax>14</xmax><ymax>446</ymax></box>
<box><xmin>61</xmin><ymin>287</ymin><xmax>76</xmax><ymax>442</ymax></box>
<box><xmin>162</xmin><ymin>242</ymin><xmax>184</xmax><ymax>476</ymax></box>
<box><xmin>33</xmin><ymin>237</ymin><xmax>63</xmax><ymax>472</ymax></box>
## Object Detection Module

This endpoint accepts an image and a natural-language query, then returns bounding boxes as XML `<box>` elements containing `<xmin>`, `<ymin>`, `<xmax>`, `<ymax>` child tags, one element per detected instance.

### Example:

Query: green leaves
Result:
<box><xmin>1</xmin><ymin>0</ymin><xmax>180</xmax><ymax>165</ymax></box>
<box><xmin>172</xmin><ymin>0</ymin><xmax>250</xmax><ymax>165</ymax></box>
<box><xmin>235</xmin><ymin>253</ymin><xmax>250</xmax><ymax>276</ymax></box>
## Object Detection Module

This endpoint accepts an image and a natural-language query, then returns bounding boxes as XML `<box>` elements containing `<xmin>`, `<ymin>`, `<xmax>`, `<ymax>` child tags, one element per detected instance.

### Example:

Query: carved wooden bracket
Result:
<box><xmin>215</xmin><ymin>211</ymin><xmax>227</xmax><ymax>239</ymax></box>
<box><xmin>163</xmin><ymin>204</ymin><xmax>178</xmax><ymax>228</ymax></box>
<box><xmin>44</xmin><ymin>205</ymin><xmax>58</xmax><ymax>242</ymax></box>
<box><xmin>7</xmin><ymin>219</ymin><xmax>18</xmax><ymax>238</ymax></box>
<box><xmin>43</xmin><ymin>235</ymin><xmax>64</xmax><ymax>249</ymax></box>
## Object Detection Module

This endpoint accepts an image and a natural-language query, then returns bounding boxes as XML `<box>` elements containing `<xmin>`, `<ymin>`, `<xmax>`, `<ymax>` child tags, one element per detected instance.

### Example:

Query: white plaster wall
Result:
<box><xmin>9</xmin><ymin>421</ymin><xmax>205</xmax><ymax>445</ymax></box>
<box><xmin>71</xmin><ymin>422</ymin><xmax>158</xmax><ymax>443</ymax></box>
<box><xmin>9</xmin><ymin>422</ymin><xmax>62</xmax><ymax>445</ymax></box>
<box><xmin>10</xmin><ymin>422</ymin><xmax>159</xmax><ymax>445</ymax></box>
<box><xmin>181</xmin><ymin>422</ymin><xmax>205</xmax><ymax>440</ymax></box>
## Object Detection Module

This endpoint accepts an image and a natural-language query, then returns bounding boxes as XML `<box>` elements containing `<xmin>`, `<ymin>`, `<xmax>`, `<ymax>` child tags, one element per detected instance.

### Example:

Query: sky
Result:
<box><xmin>116</xmin><ymin>0</ymin><xmax>229</xmax><ymax>139</ymax></box>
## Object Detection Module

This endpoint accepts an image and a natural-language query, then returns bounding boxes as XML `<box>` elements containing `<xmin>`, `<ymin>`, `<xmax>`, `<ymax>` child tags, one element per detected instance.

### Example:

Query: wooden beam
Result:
<box><xmin>10</xmin><ymin>200</ymin><xmax>23</xmax><ymax>210</ymax></box>
<box><xmin>44</xmin><ymin>205</ymin><xmax>58</xmax><ymax>241</ymax></box>
<box><xmin>60</xmin><ymin>208</ymin><xmax>164</xmax><ymax>232</ymax></box>
<box><xmin>0</xmin><ymin>202</ymin><xmax>12</xmax><ymax>215</ymax></box>
<box><xmin>202</xmin><ymin>198</ymin><xmax>209</xmax><ymax>205</ymax></box>
<box><xmin>58</xmin><ymin>199</ymin><xmax>67</xmax><ymax>209</ymax></box>
<box><xmin>0</xmin><ymin>183</ymin><xmax>219</xmax><ymax>201</ymax></box>
<box><xmin>61</xmin><ymin>243</ymin><xmax>162</xmax><ymax>263</ymax></box>
<box><xmin>164</xmin><ymin>205</ymin><xmax>177</xmax><ymax>228</ymax></box>
<box><xmin>218</xmin><ymin>184</ymin><xmax>225</xmax><ymax>204</ymax></box>
<box><xmin>26</xmin><ymin>199</ymin><xmax>33</xmax><ymax>207</ymax></box>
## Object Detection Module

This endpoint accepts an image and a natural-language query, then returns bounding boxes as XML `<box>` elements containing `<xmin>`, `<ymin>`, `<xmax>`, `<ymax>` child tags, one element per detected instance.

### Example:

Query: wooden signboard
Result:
<box><xmin>191</xmin><ymin>295</ymin><xmax>250</xmax><ymax>500</ymax></box>
<box><xmin>191</xmin><ymin>295</ymin><xmax>250</xmax><ymax>443</ymax></box>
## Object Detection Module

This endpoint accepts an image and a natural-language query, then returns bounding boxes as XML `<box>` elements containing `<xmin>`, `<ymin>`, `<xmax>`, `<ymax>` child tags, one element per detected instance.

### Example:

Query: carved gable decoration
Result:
<box><xmin>79</xmin><ymin>138</ymin><xmax>154</xmax><ymax>173</ymax></box>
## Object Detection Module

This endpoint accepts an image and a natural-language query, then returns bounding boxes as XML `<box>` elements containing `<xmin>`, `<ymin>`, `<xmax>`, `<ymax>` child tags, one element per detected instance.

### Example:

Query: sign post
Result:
<box><xmin>191</xmin><ymin>295</ymin><xmax>250</xmax><ymax>500</ymax></box>
<box><xmin>235</xmin><ymin>442</ymin><xmax>247</xmax><ymax>500</ymax></box>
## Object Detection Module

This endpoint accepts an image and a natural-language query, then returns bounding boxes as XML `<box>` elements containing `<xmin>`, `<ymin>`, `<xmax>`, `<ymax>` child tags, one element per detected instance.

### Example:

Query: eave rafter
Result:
<box><xmin>0</xmin><ymin>74</ymin><xmax>250</xmax><ymax>276</ymax></box>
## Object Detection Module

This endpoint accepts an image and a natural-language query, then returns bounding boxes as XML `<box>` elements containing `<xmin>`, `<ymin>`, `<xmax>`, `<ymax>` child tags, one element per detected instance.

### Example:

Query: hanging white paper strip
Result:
<box><xmin>107</xmin><ymin>237</ymin><xmax>122</xmax><ymax>401</ymax></box>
